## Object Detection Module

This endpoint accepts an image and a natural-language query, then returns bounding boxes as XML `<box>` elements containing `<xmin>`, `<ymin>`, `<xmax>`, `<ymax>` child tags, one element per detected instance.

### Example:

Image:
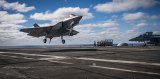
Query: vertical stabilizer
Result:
<box><xmin>33</xmin><ymin>23</ymin><xmax>40</xmax><ymax>28</ymax></box>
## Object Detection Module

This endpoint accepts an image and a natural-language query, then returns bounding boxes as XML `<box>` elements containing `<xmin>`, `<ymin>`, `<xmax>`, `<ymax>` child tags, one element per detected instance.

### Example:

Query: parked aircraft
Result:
<box><xmin>129</xmin><ymin>32</ymin><xmax>160</xmax><ymax>45</ymax></box>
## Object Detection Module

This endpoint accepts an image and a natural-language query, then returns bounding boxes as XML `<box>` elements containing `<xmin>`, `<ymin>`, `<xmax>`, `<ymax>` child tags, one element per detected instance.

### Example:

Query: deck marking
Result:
<box><xmin>77</xmin><ymin>57</ymin><xmax>160</xmax><ymax>66</ymax></box>
<box><xmin>1</xmin><ymin>52</ymin><xmax>160</xmax><ymax>67</ymax></box>
<box><xmin>0</xmin><ymin>52</ymin><xmax>72</xmax><ymax>65</ymax></box>
<box><xmin>90</xmin><ymin>65</ymin><xmax>160</xmax><ymax>76</ymax></box>
<box><xmin>0</xmin><ymin>52</ymin><xmax>68</xmax><ymax>60</ymax></box>
<box><xmin>46</xmin><ymin>60</ymin><xmax>73</xmax><ymax>64</ymax></box>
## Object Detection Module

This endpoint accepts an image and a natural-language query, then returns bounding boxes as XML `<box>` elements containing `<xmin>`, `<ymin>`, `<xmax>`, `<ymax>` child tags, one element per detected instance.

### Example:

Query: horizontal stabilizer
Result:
<box><xmin>72</xmin><ymin>30</ymin><xmax>79</xmax><ymax>35</ymax></box>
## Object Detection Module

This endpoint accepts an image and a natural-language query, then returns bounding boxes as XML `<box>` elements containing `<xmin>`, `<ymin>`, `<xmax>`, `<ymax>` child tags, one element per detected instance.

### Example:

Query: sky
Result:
<box><xmin>0</xmin><ymin>0</ymin><xmax>160</xmax><ymax>46</ymax></box>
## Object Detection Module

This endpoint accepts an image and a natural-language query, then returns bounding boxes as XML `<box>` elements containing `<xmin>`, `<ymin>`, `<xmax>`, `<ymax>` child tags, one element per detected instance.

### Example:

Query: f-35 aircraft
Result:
<box><xmin>20</xmin><ymin>14</ymin><xmax>83</xmax><ymax>44</ymax></box>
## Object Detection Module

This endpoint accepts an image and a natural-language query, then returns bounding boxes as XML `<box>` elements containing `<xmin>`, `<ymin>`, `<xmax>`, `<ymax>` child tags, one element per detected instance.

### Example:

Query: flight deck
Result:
<box><xmin>0</xmin><ymin>46</ymin><xmax>160</xmax><ymax>79</ymax></box>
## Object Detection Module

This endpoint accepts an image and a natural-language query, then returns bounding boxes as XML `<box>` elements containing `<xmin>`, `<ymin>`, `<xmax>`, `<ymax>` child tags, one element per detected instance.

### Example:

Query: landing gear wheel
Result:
<box><xmin>62</xmin><ymin>40</ymin><xmax>65</xmax><ymax>44</ymax></box>
<box><xmin>43</xmin><ymin>38</ymin><xmax>47</xmax><ymax>43</ymax></box>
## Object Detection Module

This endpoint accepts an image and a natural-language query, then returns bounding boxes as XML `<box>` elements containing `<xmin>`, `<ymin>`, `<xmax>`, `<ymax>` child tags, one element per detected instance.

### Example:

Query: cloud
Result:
<box><xmin>153</xmin><ymin>31</ymin><xmax>160</xmax><ymax>35</ymax></box>
<box><xmin>71</xmin><ymin>20</ymin><xmax>143</xmax><ymax>43</ymax></box>
<box><xmin>76</xmin><ymin>20</ymin><xmax>119</xmax><ymax>29</ymax></box>
<box><xmin>0</xmin><ymin>11</ymin><xmax>35</xmax><ymax>46</ymax></box>
<box><xmin>73</xmin><ymin>20</ymin><xmax>119</xmax><ymax>41</ymax></box>
<box><xmin>0</xmin><ymin>11</ymin><xmax>27</xmax><ymax>24</ymax></box>
<box><xmin>94</xmin><ymin>0</ymin><xmax>158</xmax><ymax>13</ymax></box>
<box><xmin>133</xmin><ymin>22</ymin><xmax>148</xmax><ymax>30</ymax></box>
<box><xmin>126</xmin><ymin>22</ymin><xmax>148</xmax><ymax>33</ymax></box>
<box><xmin>0</xmin><ymin>11</ymin><xmax>27</xmax><ymax>34</ymax></box>
<box><xmin>30</xmin><ymin>7</ymin><xmax>93</xmax><ymax>22</ymax></box>
<box><xmin>123</xmin><ymin>12</ymin><xmax>146</xmax><ymax>21</ymax></box>
<box><xmin>0</xmin><ymin>0</ymin><xmax>35</xmax><ymax>12</ymax></box>
<box><xmin>124</xmin><ymin>12</ymin><xmax>160</xmax><ymax>34</ymax></box>
<box><xmin>150</xmin><ymin>15</ymin><xmax>160</xmax><ymax>19</ymax></box>
<box><xmin>73</xmin><ymin>25</ymin><xmax>139</xmax><ymax>44</ymax></box>
<box><xmin>123</xmin><ymin>12</ymin><xmax>160</xmax><ymax>22</ymax></box>
<box><xmin>71</xmin><ymin>20</ymin><xmax>138</xmax><ymax>43</ymax></box>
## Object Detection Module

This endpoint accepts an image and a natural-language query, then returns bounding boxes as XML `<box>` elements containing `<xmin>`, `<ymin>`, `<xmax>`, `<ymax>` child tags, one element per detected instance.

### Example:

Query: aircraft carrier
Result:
<box><xmin>0</xmin><ymin>46</ymin><xmax>160</xmax><ymax>79</ymax></box>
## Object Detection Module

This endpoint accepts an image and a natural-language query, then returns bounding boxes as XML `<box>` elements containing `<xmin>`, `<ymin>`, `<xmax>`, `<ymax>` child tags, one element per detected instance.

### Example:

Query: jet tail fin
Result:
<box><xmin>33</xmin><ymin>23</ymin><xmax>40</xmax><ymax>28</ymax></box>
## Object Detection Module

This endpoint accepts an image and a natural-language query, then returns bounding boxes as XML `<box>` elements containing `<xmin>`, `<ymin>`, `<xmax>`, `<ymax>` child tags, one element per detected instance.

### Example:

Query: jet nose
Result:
<box><xmin>77</xmin><ymin>15</ymin><xmax>83</xmax><ymax>21</ymax></box>
<box><xmin>79</xmin><ymin>15</ymin><xmax>83</xmax><ymax>20</ymax></box>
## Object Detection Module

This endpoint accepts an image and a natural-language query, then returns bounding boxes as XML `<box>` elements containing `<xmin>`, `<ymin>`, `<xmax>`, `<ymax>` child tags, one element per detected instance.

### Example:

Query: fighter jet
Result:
<box><xmin>129</xmin><ymin>32</ymin><xmax>160</xmax><ymax>45</ymax></box>
<box><xmin>20</xmin><ymin>14</ymin><xmax>83</xmax><ymax>44</ymax></box>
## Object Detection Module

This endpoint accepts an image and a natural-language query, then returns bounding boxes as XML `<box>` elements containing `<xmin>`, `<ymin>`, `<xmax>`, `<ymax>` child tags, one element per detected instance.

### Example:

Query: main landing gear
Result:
<box><xmin>43</xmin><ymin>37</ymin><xmax>52</xmax><ymax>44</ymax></box>
<box><xmin>61</xmin><ymin>36</ymin><xmax>65</xmax><ymax>44</ymax></box>
<box><xmin>43</xmin><ymin>36</ymin><xmax>48</xmax><ymax>43</ymax></box>
<box><xmin>43</xmin><ymin>38</ymin><xmax>47</xmax><ymax>43</ymax></box>
<box><xmin>43</xmin><ymin>36</ymin><xmax>65</xmax><ymax>44</ymax></box>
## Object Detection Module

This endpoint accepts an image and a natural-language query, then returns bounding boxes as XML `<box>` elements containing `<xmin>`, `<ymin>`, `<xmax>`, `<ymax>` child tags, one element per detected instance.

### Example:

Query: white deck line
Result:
<box><xmin>90</xmin><ymin>65</ymin><xmax>160</xmax><ymax>76</ymax></box>
<box><xmin>77</xmin><ymin>57</ymin><xmax>160</xmax><ymax>66</ymax></box>
<box><xmin>0</xmin><ymin>52</ymin><xmax>68</xmax><ymax>59</ymax></box>
<box><xmin>0</xmin><ymin>52</ymin><xmax>72</xmax><ymax>64</ymax></box>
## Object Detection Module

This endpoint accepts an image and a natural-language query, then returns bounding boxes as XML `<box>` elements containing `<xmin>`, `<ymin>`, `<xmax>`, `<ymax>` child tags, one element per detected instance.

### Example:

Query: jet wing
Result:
<box><xmin>20</xmin><ymin>22</ymin><xmax>62</xmax><ymax>37</ymax></box>
<box><xmin>20</xmin><ymin>27</ymin><xmax>48</xmax><ymax>37</ymax></box>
